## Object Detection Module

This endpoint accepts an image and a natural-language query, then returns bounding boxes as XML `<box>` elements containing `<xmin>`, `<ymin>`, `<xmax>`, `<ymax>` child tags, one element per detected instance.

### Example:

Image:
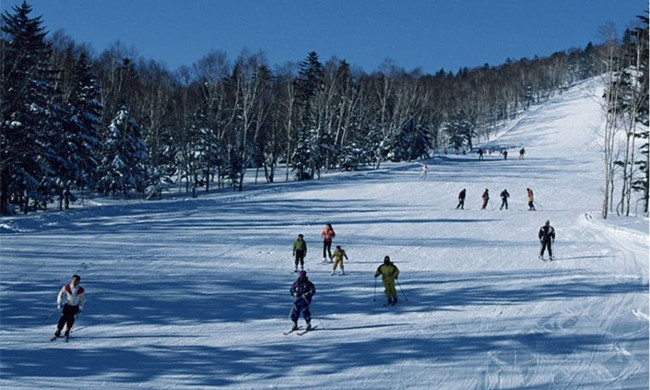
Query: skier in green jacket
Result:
<box><xmin>292</xmin><ymin>234</ymin><xmax>307</xmax><ymax>272</ymax></box>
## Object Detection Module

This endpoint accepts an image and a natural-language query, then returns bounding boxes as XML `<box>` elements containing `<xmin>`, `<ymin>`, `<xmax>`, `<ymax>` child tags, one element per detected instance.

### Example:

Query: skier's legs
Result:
<box><xmin>323</xmin><ymin>242</ymin><xmax>332</xmax><ymax>259</ymax></box>
<box><xmin>388</xmin><ymin>283</ymin><xmax>398</xmax><ymax>301</ymax></box>
<box><xmin>56</xmin><ymin>314</ymin><xmax>66</xmax><ymax>332</ymax></box>
<box><xmin>540</xmin><ymin>241</ymin><xmax>551</xmax><ymax>257</ymax></box>
<box><xmin>302</xmin><ymin>305</ymin><xmax>311</xmax><ymax>324</ymax></box>
<box><xmin>60</xmin><ymin>304</ymin><xmax>78</xmax><ymax>334</ymax></box>
<box><xmin>290</xmin><ymin>303</ymin><xmax>301</xmax><ymax>324</ymax></box>
<box><xmin>384</xmin><ymin>281</ymin><xmax>396</xmax><ymax>301</ymax></box>
<box><xmin>295</xmin><ymin>251</ymin><xmax>305</xmax><ymax>268</ymax></box>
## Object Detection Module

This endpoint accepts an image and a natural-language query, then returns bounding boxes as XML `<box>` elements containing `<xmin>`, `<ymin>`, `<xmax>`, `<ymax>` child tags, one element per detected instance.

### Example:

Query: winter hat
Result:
<box><xmin>384</xmin><ymin>255</ymin><xmax>390</xmax><ymax>264</ymax></box>
<box><xmin>299</xmin><ymin>270</ymin><xmax>307</xmax><ymax>279</ymax></box>
<box><xmin>545</xmin><ymin>220</ymin><xmax>550</xmax><ymax>226</ymax></box>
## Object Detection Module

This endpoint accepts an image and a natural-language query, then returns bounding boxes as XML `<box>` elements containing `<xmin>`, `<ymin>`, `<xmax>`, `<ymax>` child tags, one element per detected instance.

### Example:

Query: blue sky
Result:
<box><xmin>2</xmin><ymin>0</ymin><xmax>646</xmax><ymax>74</ymax></box>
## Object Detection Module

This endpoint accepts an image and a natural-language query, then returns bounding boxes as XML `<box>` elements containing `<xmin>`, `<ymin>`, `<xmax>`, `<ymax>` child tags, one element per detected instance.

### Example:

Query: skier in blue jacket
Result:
<box><xmin>289</xmin><ymin>271</ymin><xmax>316</xmax><ymax>330</ymax></box>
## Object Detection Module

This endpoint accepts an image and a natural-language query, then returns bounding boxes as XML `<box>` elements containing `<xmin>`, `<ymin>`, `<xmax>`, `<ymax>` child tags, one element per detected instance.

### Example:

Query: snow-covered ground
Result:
<box><xmin>1</xmin><ymin>79</ymin><xmax>648</xmax><ymax>389</ymax></box>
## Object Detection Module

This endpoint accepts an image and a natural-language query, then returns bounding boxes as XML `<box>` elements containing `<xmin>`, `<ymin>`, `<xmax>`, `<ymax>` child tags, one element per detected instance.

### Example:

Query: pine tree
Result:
<box><xmin>1</xmin><ymin>2</ymin><xmax>58</xmax><ymax>214</ymax></box>
<box><xmin>292</xmin><ymin>52</ymin><xmax>324</xmax><ymax>180</ymax></box>
<box><xmin>96</xmin><ymin>107</ymin><xmax>150</xmax><ymax>196</ymax></box>
<box><xmin>57</xmin><ymin>50</ymin><xmax>103</xmax><ymax>208</ymax></box>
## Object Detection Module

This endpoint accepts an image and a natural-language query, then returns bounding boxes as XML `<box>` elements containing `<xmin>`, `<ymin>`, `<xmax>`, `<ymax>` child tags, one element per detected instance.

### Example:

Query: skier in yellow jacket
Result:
<box><xmin>331</xmin><ymin>245</ymin><xmax>348</xmax><ymax>275</ymax></box>
<box><xmin>374</xmin><ymin>256</ymin><xmax>400</xmax><ymax>305</ymax></box>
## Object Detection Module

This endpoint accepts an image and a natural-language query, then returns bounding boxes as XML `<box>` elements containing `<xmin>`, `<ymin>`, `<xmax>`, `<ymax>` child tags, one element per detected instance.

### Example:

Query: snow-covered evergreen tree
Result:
<box><xmin>57</xmin><ymin>50</ymin><xmax>103</xmax><ymax>208</ymax></box>
<box><xmin>96</xmin><ymin>108</ymin><xmax>150</xmax><ymax>196</ymax></box>
<box><xmin>292</xmin><ymin>52</ymin><xmax>324</xmax><ymax>180</ymax></box>
<box><xmin>0</xmin><ymin>2</ymin><xmax>58</xmax><ymax>214</ymax></box>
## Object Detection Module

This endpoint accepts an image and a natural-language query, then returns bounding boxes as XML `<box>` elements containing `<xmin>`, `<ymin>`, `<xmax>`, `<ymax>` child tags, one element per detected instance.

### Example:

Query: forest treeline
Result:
<box><xmin>1</xmin><ymin>2</ymin><xmax>647</xmax><ymax>216</ymax></box>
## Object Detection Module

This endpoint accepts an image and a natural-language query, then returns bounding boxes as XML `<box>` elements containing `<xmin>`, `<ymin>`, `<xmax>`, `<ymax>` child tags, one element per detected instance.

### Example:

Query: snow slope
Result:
<box><xmin>1</xmin><ymin>79</ymin><xmax>648</xmax><ymax>389</ymax></box>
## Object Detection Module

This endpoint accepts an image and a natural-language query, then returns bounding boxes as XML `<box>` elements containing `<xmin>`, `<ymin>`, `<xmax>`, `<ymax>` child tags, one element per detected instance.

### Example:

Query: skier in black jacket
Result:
<box><xmin>499</xmin><ymin>189</ymin><xmax>510</xmax><ymax>210</ymax></box>
<box><xmin>456</xmin><ymin>189</ymin><xmax>466</xmax><ymax>209</ymax></box>
<box><xmin>538</xmin><ymin>220</ymin><xmax>556</xmax><ymax>260</ymax></box>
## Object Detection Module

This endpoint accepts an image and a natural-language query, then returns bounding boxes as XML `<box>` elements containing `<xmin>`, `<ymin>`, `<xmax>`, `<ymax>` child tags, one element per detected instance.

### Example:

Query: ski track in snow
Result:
<box><xmin>0</xmin><ymin>79</ymin><xmax>648</xmax><ymax>389</ymax></box>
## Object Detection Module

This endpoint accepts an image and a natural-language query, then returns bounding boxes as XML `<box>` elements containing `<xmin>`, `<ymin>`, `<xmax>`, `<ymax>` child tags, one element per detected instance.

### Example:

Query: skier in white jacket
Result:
<box><xmin>54</xmin><ymin>274</ymin><xmax>85</xmax><ymax>339</ymax></box>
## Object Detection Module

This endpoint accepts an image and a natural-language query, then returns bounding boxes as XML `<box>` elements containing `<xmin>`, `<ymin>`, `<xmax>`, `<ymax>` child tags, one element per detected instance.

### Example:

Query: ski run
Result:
<box><xmin>0</xmin><ymin>78</ymin><xmax>648</xmax><ymax>389</ymax></box>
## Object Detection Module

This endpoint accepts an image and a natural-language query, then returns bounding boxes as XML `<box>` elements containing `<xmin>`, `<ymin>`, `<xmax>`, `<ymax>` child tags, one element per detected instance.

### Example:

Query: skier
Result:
<box><xmin>538</xmin><ymin>220</ymin><xmax>556</xmax><ymax>260</ymax></box>
<box><xmin>331</xmin><ymin>245</ymin><xmax>348</xmax><ymax>275</ymax></box>
<box><xmin>477</xmin><ymin>148</ymin><xmax>484</xmax><ymax>160</ymax></box>
<box><xmin>53</xmin><ymin>274</ymin><xmax>85</xmax><ymax>341</ymax></box>
<box><xmin>420</xmin><ymin>164</ymin><xmax>428</xmax><ymax>180</ymax></box>
<box><xmin>519</xmin><ymin>147</ymin><xmax>525</xmax><ymax>159</ymax></box>
<box><xmin>321</xmin><ymin>223</ymin><xmax>336</xmax><ymax>261</ymax></box>
<box><xmin>481</xmin><ymin>188</ymin><xmax>490</xmax><ymax>210</ymax></box>
<box><xmin>456</xmin><ymin>188</ymin><xmax>466</xmax><ymax>209</ymax></box>
<box><xmin>292</xmin><ymin>234</ymin><xmax>307</xmax><ymax>272</ymax></box>
<box><xmin>527</xmin><ymin>188</ymin><xmax>536</xmax><ymax>211</ymax></box>
<box><xmin>289</xmin><ymin>270</ymin><xmax>316</xmax><ymax>331</ymax></box>
<box><xmin>503</xmin><ymin>150</ymin><xmax>508</xmax><ymax>160</ymax></box>
<box><xmin>499</xmin><ymin>189</ymin><xmax>510</xmax><ymax>210</ymax></box>
<box><xmin>374</xmin><ymin>256</ymin><xmax>400</xmax><ymax>306</ymax></box>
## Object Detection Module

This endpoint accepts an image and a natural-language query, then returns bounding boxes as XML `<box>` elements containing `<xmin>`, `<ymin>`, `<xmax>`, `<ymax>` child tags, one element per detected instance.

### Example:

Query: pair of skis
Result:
<box><xmin>283</xmin><ymin>326</ymin><xmax>318</xmax><ymax>336</ymax></box>
<box><xmin>50</xmin><ymin>335</ymin><xmax>70</xmax><ymax>342</ymax></box>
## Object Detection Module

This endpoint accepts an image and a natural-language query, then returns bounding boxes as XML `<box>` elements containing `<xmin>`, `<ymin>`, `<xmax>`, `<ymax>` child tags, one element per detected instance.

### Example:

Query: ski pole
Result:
<box><xmin>396</xmin><ymin>279</ymin><xmax>408</xmax><ymax>302</ymax></box>
<box><xmin>373</xmin><ymin>277</ymin><xmax>377</xmax><ymax>301</ymax></box>
<box><xmin>287</xmin><ymin>300</ymin><xmax>296</xmax><ymax>321</ymax></box>
<box><xmin>42</xmin><ymin>307</ymin><xmax>59</xmax><ymax>323</ymax></box>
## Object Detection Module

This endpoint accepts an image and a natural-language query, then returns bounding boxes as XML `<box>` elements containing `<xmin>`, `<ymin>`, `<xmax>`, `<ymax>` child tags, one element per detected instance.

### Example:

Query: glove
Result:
<box><xmin>77</xmin><ymin>309</ymin><xmax>83</xmax><ymax>314</ymax></box>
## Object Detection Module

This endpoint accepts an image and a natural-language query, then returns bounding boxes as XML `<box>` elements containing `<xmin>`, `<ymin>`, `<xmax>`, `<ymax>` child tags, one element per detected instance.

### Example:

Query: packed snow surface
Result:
<box><xmin>1</xmin><ymin>79</ymin><xmax>648</xmax><ymax>389</ymax></box>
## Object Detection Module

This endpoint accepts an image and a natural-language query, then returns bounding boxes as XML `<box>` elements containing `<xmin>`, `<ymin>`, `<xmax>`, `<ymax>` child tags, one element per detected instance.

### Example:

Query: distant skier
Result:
<box><xmin>292</xmin><ymin>234</ymin><xmax>307</xmax><ymax>272</ymax></box>
<box><xmin>331</xmin><ymin>245</ymin><xmax>348</xmax><ymax>275</ymax></box>
<box><xmin>321</xmin><ymin>223</ymin><xmax>336</xmax><ymax>261</ymax></box>
<box><xmin>374</xmin><ymin>256</ymin><xmax>400</xmax><ymax>306</ymax></box>
<box><xmin>538</xmin><ymin>220</ymin><xmax>556</xmax><ymax>260</ymax></box>
<box><xmin>527</xmin><ymin>188</ymin><xmax>536</xmax><ymax>211</ymax></box>
<box><xmin>503</xmin><ymin>150</ymin><xmax>508</xmax><ymax>160</ymax></box>
<box><xmin>53</xmin><ymin>274</ymin><xmax>85</xmax><ymax>341</ymax></box>
<box><xmin>519</xmin><ymin>147</ymin><xmax>525</xmax><ymax>159</ymax></box>
<box><xmin>481</xmin><ymin>188</ymin><xmax>490</xmax><ymax>210</ymax></box>
<box><xmin>477</xmin><ymin>148</ymin><xmax>484</xmax><ymax>160</ymax></box>
<box><xmin>499</xmin><ymin>189</ymin><xmax>510</xmax><ymax>210</ymax></box>
<box><xmin>456</xmin><ymin>188</ymin><xmax>466</xmax><ymax>209</ymax></box>
<box><xmin>289</xmin><ymin>270</ymin><xmax>316</xmax><ymax>330</ymax></box>
<box><xmin>420</xmin><ymin>164</ymin><xmax>428</xmax><ymax>180</ymax></box>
